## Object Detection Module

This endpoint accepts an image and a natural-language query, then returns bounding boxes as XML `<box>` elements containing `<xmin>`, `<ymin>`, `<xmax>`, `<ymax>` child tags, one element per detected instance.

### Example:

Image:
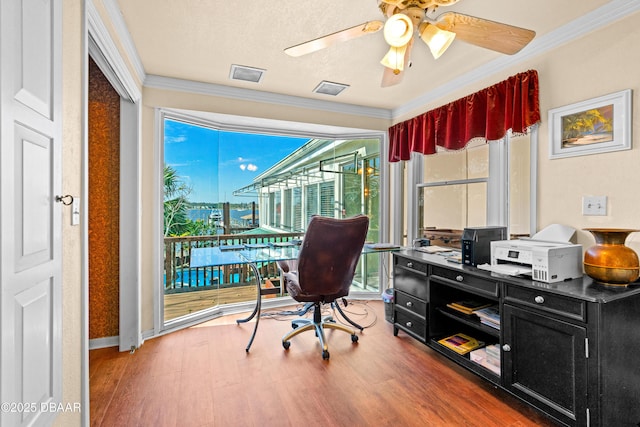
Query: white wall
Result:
<box><xmin>535</xmin><ymin>14</ymin><xmax>640</xmax><ymax>253</ymax></box>
<box><xmin>58</xmin><ymin>0</ymin><xmax>84</xmax><ymax>425</ymax></box>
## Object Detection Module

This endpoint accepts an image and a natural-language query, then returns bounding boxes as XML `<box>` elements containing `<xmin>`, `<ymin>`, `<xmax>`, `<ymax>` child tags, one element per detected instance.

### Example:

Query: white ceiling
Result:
<box><xmin>113</xmin><ymin>0</ymin><xmax>632</xmax><ymax>113</ymax></box>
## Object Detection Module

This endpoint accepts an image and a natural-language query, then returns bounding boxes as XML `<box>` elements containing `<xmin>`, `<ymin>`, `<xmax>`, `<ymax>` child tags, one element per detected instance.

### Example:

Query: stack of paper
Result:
<box><xmin>416</xmin><ymin>245</ymin><xmax>455</xmax><ymax>254</ymax></box>
<box><xmin>470</xmin><ymin>344</ymin><xmax>501</xmax><ymax>375</ymax></box>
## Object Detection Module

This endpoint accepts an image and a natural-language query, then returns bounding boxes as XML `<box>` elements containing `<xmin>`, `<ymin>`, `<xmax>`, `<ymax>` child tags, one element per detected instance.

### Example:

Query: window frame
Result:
<box><xmin>410</xmin><ymin>129</ymin><xmax>538</xmax><ymax>243</ymax></box>
<box><xmin>154</xmin><ymin>108</ymin><xmax>389</xmax><ymax>334</ymax></box>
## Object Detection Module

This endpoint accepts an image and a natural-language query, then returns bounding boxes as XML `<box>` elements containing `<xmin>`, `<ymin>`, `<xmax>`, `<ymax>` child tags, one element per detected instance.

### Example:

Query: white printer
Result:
<box><xmin>488</xmin><ymin>224</ymin><xmax>583</xmax><ymax>283</ymax></box>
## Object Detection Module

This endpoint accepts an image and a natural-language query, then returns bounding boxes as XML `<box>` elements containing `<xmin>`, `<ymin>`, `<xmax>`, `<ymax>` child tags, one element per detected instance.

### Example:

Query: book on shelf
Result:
<box><xmin>447</xmin><ymin>300</ymin><xmax>493</xmax><ymax>315</ymax></box>
<box><xmin>437</xmin><ymin>333</ymin><xmax>484</xmax><ymax>355</ymax></box>
<box><xmin>445</xmin><ymin>303</ymin><xmax>476</xmax><ymax>316</ymax></box>
<box><xmin>474</xmin><ymin>306</ymin><xmax>500</xmax><ymax>329</ymax></box>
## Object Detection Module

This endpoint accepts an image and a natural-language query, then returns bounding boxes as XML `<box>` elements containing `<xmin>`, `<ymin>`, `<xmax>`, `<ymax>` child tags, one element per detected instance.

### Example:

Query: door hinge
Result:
<box><xmin>585</xmin><ymin>338</ymin><xmax>589</xmax><ymax>358</ymax></box>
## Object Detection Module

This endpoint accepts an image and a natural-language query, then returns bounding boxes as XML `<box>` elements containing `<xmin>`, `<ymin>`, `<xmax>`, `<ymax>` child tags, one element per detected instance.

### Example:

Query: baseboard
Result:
<box><xmin>89</xmin><ymin>336</ymin><xmax>119</xmax><ymax>350</ymax></box>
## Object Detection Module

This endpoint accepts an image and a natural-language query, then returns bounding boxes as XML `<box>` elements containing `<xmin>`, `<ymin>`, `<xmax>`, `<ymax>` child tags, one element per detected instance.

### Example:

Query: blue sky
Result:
<box><xmin>164</xmin><ymin>119</ymin><xmax>308</xmax><ymax>203</ymax></box>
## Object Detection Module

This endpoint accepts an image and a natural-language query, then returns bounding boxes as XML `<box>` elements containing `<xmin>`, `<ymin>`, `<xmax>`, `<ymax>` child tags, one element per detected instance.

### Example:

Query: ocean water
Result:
<box><xmin>187</xmin><ymin>208</ymin><xmax>258</xmax><ymax>226</ymax></box>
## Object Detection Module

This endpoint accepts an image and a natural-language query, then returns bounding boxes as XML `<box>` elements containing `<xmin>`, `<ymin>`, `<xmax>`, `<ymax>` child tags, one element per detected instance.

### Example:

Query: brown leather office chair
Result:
<box><xmin>278</xmin><ymin>214</ymin><xmax>369</xmax><ymax>360</ymax></box>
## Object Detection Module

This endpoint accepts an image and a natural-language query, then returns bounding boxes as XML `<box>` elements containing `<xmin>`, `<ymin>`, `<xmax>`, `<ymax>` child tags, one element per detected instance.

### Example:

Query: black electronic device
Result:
<box><xmin>461</xmin><ymin>226</ymin><xmax>507</xmax><ymax>266</ymax></box>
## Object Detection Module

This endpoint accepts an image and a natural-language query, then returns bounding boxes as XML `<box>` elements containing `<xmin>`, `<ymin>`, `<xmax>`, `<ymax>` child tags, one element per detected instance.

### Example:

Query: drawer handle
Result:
<box><xmin>534</xmin><ymin>295</ymin><xmax>545</xmax><ymax>304</ymax></box>
<box><xmin>406</xmin><ymin>301</ymin><xmax>413</xmax><ymax>308</ymax></box>
<box><xmin>406</xmin><ymin>321</ymin><xmax>413</xmax><ymax>328</ymax></box>
<box><xmin>502</xmin><ymin>344</ymin><xmax>511</xmax><ymax>352</ymax></box>
<box><xmin>407</xmin><ymin>262</ymin><xmax>413</xmax><ymax>268</ymax></box>
<box><xmin>456</xmin><ymin>275</ymin><xmax>464</xmax><ymax>282</ymax></box>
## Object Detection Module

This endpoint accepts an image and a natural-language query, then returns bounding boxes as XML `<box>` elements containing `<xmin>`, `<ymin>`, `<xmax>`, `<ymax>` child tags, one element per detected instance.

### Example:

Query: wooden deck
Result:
<box><xmin>163</xmin><ymin>283</ymin><xmax>278</xmax><ymax>321</ymax></box>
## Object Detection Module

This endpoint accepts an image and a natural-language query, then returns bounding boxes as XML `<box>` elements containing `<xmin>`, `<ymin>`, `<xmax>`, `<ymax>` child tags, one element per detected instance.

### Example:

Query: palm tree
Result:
<box><xmin>561</xmin><ymin>109</ymin><xmax>612</xmax><ymax>144</ymax></box>
<box><xmin>163</xmin><ymin>165</ymin><xmax>191</xmax><ymax>237</ymax></box>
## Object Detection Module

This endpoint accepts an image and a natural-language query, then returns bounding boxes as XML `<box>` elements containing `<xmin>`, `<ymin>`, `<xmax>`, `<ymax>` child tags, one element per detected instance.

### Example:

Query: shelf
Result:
<box><xmin>435</xmin><ymin>307</ymin><xmax>500</xmax><ymax>338</ymax></box>
<box><xmin>429</xmin><ymin>339</ymin><xmax>501</xmax><ymax>385</ymax></box>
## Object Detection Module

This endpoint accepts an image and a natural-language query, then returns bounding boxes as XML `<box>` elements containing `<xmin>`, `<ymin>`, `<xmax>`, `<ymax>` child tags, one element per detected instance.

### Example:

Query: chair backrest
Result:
<box><xmin>296</xmin><ymin>215</ymin><xmax>369</xmax><ymax>300</ymax></box>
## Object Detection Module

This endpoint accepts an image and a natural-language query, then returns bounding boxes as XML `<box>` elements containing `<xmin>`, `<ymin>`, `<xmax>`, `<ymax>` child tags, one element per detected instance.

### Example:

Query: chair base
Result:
<box><xmin>282</xmin><ymin>309</ymin><xmax>358</xmax><ymax>360</ymax></box>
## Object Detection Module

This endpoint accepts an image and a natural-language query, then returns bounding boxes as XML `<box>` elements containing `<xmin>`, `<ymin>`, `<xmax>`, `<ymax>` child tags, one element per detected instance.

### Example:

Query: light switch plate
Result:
<box><xmin>582</xmin><ymin>196</ymin><xmax>607</xmax><ymax>216</ymax></box>
<box><xmin>71</xmin><ymin>197</ymin><xmax>80</xmax><ymax>225</ymax></box>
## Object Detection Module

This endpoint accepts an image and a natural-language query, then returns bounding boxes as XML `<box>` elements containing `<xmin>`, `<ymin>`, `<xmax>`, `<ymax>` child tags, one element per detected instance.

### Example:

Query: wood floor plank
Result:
<box><xmin>90</xmin><ymin>301</ymin><xmax>560</xmax><ymax>427</ymax></box>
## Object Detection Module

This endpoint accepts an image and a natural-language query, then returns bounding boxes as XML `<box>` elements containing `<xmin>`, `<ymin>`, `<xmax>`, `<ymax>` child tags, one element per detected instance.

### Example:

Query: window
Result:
<box><xmin>283</xmin><ymin>188</ymin><xmax>292</xmax><ymax>230</ymax></box>
<box><xmin>292</xmin><ymin>187</ymin><xmax>302</xmax><ymax>231</ymax></box>
<box><xmin>419</xmin><ymin>141</ymin><xmax>489</xmax><ymax>234</ymax></box>
<box><xmin>319</xmin><ymin>182</ymin><xmax>335</xmax><ymax>217</ymax></box>
<box><xmin>305</xmin><ymin>185</ymin><xmax>318</xmax><ymax>225</ymax></box>
<box><xmin>417</xmin><ymin>132</ymin><xmax>535</xmax><ymax>244</ymax></box>
<box><xmin>158</xmin><ymin>109</ymin><xmax>386</xmax><ymax>330</ymax></box>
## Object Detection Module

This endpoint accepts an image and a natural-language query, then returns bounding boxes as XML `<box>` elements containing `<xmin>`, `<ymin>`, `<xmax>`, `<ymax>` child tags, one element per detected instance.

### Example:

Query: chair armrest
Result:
<box><xmin>277</xmin><ymin>260</ymin><xmax>291</xmax><ymax>273</ymax></box>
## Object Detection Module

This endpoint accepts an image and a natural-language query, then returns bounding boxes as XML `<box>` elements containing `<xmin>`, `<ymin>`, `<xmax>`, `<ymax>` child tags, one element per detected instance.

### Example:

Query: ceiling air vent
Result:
<box><xmin>313</xmin><ymin>81</ymin><xmax>349</xmax><ymax>96</ymax></box>
<box><xmin>229</xmin><ymin>64</ymin><xmax>265</xmax><ymax>83</ymax></box>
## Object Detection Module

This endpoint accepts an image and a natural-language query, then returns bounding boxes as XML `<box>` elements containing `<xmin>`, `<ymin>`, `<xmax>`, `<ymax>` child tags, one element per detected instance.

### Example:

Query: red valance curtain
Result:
<box><xmin>388</xmin><ymin>70</ymin><xmax>540</xmax><ymax>162</ymax></box>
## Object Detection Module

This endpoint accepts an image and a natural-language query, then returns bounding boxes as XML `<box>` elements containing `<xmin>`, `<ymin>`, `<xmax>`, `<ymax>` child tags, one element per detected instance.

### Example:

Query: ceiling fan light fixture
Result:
<box><xmin>383</xmin><ymin>14</ymin><xmax>413</xmax><ymax>47</ymax></box>
<box><xmin>380</xmin><ymin>44</ymin><xmax>408</xmax><ymax>74</ymax></box>
<box><xmin>419</xmin><ymin>22</ymin><xmax>456</xmax><ymax>59</ymax></box>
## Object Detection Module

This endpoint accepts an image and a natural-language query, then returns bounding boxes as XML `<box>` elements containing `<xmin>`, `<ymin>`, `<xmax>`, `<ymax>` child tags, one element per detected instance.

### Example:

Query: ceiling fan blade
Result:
<box><xmin>284</xmin><ymin>21</ymin><xmax>384</xmax><ymax>57</ymax></box>
<box><xmin>381</xmin><ymin>67</ymin><xmax>404</xmax><ymax>87</ymax></box>
<box><xmin>435</xmin><ymin>12</ymin><xmax>535</xmax><ymax>55</ymax></box>
<box><xmin>381</xmin><ymin>39</ymin><xmax>413</xmax><ymax>87</ymax></box>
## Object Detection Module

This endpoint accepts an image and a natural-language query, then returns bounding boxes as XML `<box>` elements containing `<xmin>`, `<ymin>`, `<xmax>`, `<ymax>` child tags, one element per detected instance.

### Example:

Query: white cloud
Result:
<box><xmin>164</xmin><ymin>135</ymin><xmax>187</xmax><ymax>144</ymax></box>
<box><xmin>239</xmin><ymin>163</ymin><xmax>258</xmax><ymax>172</ymax></box>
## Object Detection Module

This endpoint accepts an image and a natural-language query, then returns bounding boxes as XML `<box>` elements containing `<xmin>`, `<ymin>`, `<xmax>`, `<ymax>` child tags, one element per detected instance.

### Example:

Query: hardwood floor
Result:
<box><xmin>90</xmin><ymin>301</ymin><xmax>559</xmax><ymax>427</ymax></box>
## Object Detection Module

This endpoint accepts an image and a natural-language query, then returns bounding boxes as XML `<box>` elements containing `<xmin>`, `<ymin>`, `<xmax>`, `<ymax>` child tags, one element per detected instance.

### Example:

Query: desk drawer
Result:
<box><xmin>431</xmin><ymin>266</ymin><xmax>499</xmax><ymax>298</ymax></box>
<box><xmin>395</xmin><ymin>290</ymin><xmax>427</xmax><ymax>317</ymax></box>
<box><xmin>504</xmin><ymin>285</ymin><xmax>586</xmax><ymax>322</ymax></box>
<box><xmin>394</xmin><ymin>257</ymin><xmax>428</xmax><ymax>299</ymax></box>
<box><xmin>395</xmin><ymin>256</ymin><xmax>428</xmax><ymax>275</ymax></box>
<box><xmin>394</xmin><ymin>309</ymin><xmax>427</xmax><ymax>341</ymax></box>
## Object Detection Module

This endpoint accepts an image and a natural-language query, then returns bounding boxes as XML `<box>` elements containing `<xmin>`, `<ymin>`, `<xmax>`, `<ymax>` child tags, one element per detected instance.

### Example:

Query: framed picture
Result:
<box><xmin>548</xmin><ymin>89</ymin><xmax>632</xmax><ymax>159</ymax></box>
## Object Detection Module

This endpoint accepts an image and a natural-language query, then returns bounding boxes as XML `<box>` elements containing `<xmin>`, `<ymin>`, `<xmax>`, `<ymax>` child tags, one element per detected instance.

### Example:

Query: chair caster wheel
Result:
<box><xmin>283</xmin><ymin>341</ymin><xmax>290</xmax><ymax>350</ymax></box>
<box><xmin>351</xmin><ymin>334</ymin><xmax>358</xmax><ymax>343</ymax></box>
<box><xmin>322</xmin><ymin>350</ymin><xmax>330</xmax><ymax>360</ymax></box>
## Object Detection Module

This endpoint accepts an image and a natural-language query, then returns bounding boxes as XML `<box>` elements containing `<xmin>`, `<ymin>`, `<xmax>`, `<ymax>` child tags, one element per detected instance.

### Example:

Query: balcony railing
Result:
<box><xmin>164</xmin><ymin>232</ymin><xmax>305</xmax><ymax>292</ymax></box>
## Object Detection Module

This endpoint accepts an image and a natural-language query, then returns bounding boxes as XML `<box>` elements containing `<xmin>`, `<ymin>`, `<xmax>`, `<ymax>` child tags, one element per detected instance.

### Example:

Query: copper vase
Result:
<box><xmin>583</xmin><ymin>228</ymin><xmax>640</xmax><ymax>286</ymax></box>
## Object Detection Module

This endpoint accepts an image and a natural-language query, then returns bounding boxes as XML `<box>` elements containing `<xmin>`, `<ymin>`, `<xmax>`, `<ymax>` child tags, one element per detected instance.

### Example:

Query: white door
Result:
<box><xmin>0</xmin><ymin>0</ymin><xmax>63</xmax><ymax>426</ymax></box>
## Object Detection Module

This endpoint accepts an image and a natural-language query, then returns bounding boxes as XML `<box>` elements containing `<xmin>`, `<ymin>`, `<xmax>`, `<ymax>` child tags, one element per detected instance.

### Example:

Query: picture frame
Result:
<box><xmin>548</xmin><ymin>89</ymin><xmax>632</xmax><ymax>159</ymax></box>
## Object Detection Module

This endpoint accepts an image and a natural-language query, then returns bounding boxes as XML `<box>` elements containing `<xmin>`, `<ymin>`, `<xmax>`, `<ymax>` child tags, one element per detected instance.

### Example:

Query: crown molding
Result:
<box><xmin>87</xmin><ymin>1</ymin><xmax>141</xmax><ymax>102</ymax></box>
<box><xmin>144</xmin><ymin>75</ymin><xmax>393</xmax><ymax>120</ymax></box>
<box><xmin>101</xmin><ymin>0</ymin><xmax>146</xmax><ymax>85</ymax></box>
<box><xmin>393</xmin><ymin>0</ymin><xmax>640</xmax><ymax>118</ymax></box>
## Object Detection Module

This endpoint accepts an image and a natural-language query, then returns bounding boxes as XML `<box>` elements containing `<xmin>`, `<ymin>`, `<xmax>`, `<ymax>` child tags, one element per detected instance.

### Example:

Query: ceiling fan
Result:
<box><xmin>284</xmin><ymin>0</ymin><xmax>536</xmax><ymax>87</ymax></box>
